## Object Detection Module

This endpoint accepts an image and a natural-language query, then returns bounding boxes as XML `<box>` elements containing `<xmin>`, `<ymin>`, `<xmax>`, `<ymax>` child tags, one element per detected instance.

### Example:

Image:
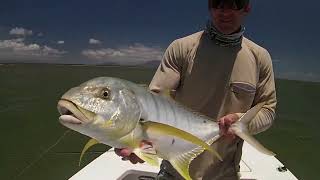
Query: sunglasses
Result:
<box><xmin>210</xmin><ymin>0</ymin><xmax>249</xmax><ymax>10</ymax></box>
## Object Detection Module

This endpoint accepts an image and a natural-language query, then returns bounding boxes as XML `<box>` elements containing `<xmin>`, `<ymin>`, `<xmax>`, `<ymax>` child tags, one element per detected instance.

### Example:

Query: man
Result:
<box><xmin>116</xmin><ymin>0</ymin><xmax>277</xmax><ymax>179</ymax></box>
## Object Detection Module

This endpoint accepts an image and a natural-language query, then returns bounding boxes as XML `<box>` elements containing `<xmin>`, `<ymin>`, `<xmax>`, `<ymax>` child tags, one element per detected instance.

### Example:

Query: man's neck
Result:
<box><xmin>205</xmin><ymin>21</ymin><xmax>245</xmax><ymax>47</ymax></box>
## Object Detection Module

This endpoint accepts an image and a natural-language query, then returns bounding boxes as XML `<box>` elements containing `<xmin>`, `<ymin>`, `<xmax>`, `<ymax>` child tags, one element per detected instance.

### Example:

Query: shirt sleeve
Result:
<box><xmin>149</xmin><ymin>40</ymin><xmax>184</xmax><ymax>93</ymax></box>
<box><xmin>248</xmin><ymin>48</ymin><xmax>277</xmax><ymax>135</ymax></box>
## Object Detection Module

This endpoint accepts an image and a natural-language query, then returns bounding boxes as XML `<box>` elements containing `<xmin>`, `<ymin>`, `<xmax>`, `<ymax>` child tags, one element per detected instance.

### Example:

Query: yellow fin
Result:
<box><xmin>141</xmin><ymin>121</ymin><xmax>222</xmax><ymax>161</ymax></box>
<box><xmin>79</xmin><ymin>138</ymin><xmax>100</xmax><ymax>166</ymax></box>
<box><xmin>234</xmin><ymin>130</ymin><xmax>275</xmax><ymax>156</ymax></box>
<box><xmin>170</xmin><ymin>156</ymin><xmax>192</xmax><ymax>180</ymax></box>
<box><xmin>170</xmin><ymin>145</ymin><xmax>213</xmax><ymax>180</ymax></box>
<box><xmin>150</xmin><ymin>88</ymin><xmax>175</xmax><ymax>99</ymax></box>
<box><xmin>133</xmin><ymin>147</ymin><xmax>159</xmax><ymax>166</ymax></box>
<box><xmin>160</xmin><ymin>89</ymin><xmax>172</xmax><ymax>98</ymax></box>
<box><xmin>103</xmin><ymin>119</ymin><xmax>113</xmax><ymax>128</ymax></box>
<box><xmin>159</xmin><ymin>89</ymin><xmax>177</xmax><ymax>99</ymax></box>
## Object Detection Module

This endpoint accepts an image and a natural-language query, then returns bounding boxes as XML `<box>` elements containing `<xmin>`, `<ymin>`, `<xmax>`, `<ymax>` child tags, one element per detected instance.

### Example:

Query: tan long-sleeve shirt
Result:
<box><xmin>149</xmin><ymin>31</ymin><xmax>277</xmax><ymax>179</ymax></box>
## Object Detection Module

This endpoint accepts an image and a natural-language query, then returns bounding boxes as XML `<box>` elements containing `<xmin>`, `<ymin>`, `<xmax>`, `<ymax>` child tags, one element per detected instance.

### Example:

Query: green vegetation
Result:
<box><xmin>0</xmin><ymin>64</ymin><xmax>319</xmax><ymax>180</ymax></box>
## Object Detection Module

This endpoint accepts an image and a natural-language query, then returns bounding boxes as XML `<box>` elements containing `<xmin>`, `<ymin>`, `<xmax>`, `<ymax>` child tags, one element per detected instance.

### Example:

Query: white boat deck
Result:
<box><xmin>70</xmin><ymin>142</ymin><xmax>298</xmax><ymax>180</ymax></box>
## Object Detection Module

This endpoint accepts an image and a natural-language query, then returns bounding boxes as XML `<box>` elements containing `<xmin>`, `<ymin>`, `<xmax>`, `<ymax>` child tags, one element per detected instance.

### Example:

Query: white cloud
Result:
<box><xmin>42</xmin><ymin>46</ymin><xmax>66</xmax><ymax>56</ymax></box>
<box><xmin>82</xmin><ymin>43</ymin><xmax>163</xmax><ymax>65</ymax></box>
<box><xmin>0</xmin><ymin>38</ymin><xmax>24</xmax><ymax>48</ymax></box>
<box><xmin>9</xmin><ymin>27</ymin><xmax>33</xmax><ymax>36</ymax></box>
<box><xmin>0</xmin><ymin>38</ymin><xmax>66</xmax><ymax>58</ymax></box>
<box><xmin>89</xmin><ymin>38</ymin><xmax>102</xmax><ymax>45</ymax></box>
<box><xmin>37</xmin><ymin>32</ymin><xmax>44</xmax><ymax>37</ymax></box>
<box><xmin>15</xmin><ymin>43</ymin><xmax>40</xmax><ymax>51</ymax></box>
<box><xmin>57</xmin><ymin>40</ymin><xmax>65</xmax><ymax>44</ymax></box>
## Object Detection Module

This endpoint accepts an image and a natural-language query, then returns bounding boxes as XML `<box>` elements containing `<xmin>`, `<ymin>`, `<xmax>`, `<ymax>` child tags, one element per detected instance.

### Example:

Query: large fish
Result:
<box><xmin>57</xmin><ymin>77</ymin><xmax>274</xmax><ymax>180</ymax></box>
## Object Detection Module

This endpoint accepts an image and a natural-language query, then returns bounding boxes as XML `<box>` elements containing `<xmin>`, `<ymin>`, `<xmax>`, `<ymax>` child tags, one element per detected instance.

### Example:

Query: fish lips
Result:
<box><xmin>59</xmin><ymin>114</ymin><xmax>82</xmax><ymax>124</ymax></box>
<box><xmin>57</xmin><ymin>99</ymin><xmax>89</xmax><ymax>125</ymax></box>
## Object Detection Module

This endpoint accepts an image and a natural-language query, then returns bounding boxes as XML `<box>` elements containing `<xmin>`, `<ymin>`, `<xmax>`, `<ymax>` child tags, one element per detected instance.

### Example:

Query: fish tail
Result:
<box><xmin>231</xmin><ymin>103</ymin><xmax>276</xmax><ymax>156</ymax></box>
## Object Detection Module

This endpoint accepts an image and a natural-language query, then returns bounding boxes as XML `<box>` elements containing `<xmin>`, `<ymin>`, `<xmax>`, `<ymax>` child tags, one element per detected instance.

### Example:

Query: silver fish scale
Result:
<box><xmin>126</xmin><ymin>82</ymin><xmax>220</xmax><ymax>158</ymax></box>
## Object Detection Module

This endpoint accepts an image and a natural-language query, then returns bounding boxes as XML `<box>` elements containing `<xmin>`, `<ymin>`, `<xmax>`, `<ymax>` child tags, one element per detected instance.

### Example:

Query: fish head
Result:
<box><xmin>57</xmin><ymin>77</ymin><xmax>141</xmax><ymax>142</ymax></box>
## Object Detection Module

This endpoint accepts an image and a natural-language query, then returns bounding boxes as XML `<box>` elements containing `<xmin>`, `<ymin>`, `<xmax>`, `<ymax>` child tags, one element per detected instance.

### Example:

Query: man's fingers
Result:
<box><xmin>218</xmin><ymin>118</ymin><xmax>225</xmax><ymax>126</ymax></box>
<box><xmin>129</xmin><ymin>153</ymin><xmax>144</xmax><ymax>164</ymax></box>
<box><xmin>114</xmin><ymin>148</ymin><xmax>122</xmax><ymax>156</ymax></box>
<box><xmin>137</xmin><ymin>158</ymin><xmax>145</xmax><ymax>163</ymax></box>
<box><xmin>115</xmin><ymin>148</ymin><xmax>132</xmax><ymax>157</ymax></box>
<box><xmin>115</xmin><ymin>148</ymin><xmax>144</xmax><ymax>164</ymax></box>
<box><xmin>219</xmin><ymin>113</ymin><xmax>241</xmax><ymax>137</ymax></box>
<box><xmin>226</xmin><ymin>129</ymin><xmax>236</xmax><ymax>139</ymax></box>
<box><xmin>129</xmin><ymin>158</ymin><xmax>138</xmax><ymax>164</ymax></box>
<box><xmin>120</xmin><ymin>148</ymin><xmax>132</xmax><ymax>156</ymax></box>
<box><xmin>129</xmin><ymin>155</ymin><xmax>140</xmax><ymax>164</ymax></box>
<box><xmin>218</xmin><ymin>118</ymin><xmax>224</xmax><ymax>129</ymax></box>
<box><xmin>219</xmin><ymin>118</ymin><xmax>227</xmax><ymax>135</ymax></box>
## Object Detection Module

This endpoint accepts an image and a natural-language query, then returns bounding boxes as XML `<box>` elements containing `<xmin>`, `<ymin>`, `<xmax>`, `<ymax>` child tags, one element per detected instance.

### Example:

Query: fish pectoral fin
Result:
<box><xmin>79</xmin><ymin>138</ymin><xmax>100</xmax><ymax>166</ymax></box>
<box><xmin>141</xmin><ymin>121</ymin><xmax>222</xmax><ymax>161</ymax></box>
<box><xmin>133</xmin><ymin>142</ymin><xmax>159</xmax><ymax>166</ymax></box>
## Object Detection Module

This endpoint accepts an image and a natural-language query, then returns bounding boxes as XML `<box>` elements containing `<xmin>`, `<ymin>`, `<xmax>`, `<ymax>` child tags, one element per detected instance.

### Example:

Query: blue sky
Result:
<box><xmin>0</xmin><ymin>0</ymin><xmax>319</xmax><ymax>82</ymax></box>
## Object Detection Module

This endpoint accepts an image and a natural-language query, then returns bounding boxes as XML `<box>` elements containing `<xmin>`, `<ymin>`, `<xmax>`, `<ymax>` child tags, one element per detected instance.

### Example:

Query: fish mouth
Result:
<box><xmin>57</xmin><ymin>99</ymin><xmax>89</xmax><ymax>125</ymax></box>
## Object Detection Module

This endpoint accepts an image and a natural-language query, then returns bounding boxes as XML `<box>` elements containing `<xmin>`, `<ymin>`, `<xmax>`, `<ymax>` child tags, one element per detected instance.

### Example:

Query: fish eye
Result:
<box><xmin>101</xmin><ymin>88</ymin><xmax>110</xmax><ymax>100</ymax></box>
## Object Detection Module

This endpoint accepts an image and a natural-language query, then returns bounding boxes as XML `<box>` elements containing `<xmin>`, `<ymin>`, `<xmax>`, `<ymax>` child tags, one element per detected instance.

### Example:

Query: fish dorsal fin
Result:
<box><xmin>140</xmin><ymin>121</ymin><xmax>222</xmax><ymax>161</ymax></box>
<box><xmin>79</xmin><ymin>138</ymin><xmax>100</xmax><ymax>166</ymax></box>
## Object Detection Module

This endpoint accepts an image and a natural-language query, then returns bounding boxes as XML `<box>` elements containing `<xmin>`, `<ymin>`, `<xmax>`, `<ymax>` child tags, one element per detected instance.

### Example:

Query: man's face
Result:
<box><xmin>210</xmin><ymin>1</ymin><xmax>249</xmax><ymax>34</ymax></box>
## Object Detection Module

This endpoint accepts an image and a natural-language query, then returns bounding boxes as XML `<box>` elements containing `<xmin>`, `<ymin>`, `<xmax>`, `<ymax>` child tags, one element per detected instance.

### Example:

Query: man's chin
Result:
<box><xmin>217</xmin><ymin>27</ymin><xmax>235</xmax><ymax>35</ymax></box>
<box><xmin>214</xmin><ymin>23</ymin><xmax>237</xmax><ymax>34</ymax></box>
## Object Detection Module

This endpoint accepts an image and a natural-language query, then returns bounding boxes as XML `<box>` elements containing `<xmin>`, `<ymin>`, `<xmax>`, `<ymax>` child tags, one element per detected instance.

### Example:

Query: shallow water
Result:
<box><xmin>0</xmin><ymin>64</ymin><xmax>319</xmax><ymax>180</ymax></box>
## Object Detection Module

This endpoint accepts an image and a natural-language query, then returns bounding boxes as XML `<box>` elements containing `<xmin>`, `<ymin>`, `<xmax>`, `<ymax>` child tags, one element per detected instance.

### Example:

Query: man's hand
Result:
<box><xmin>114</xmin><ymin>148</ymin><xmax>144</xmax><ymax>164</ymax></box>
<box><xmin>218</xmin><ymin>113</ymin><xmax>241</xmax><ymax>139</ymax></box>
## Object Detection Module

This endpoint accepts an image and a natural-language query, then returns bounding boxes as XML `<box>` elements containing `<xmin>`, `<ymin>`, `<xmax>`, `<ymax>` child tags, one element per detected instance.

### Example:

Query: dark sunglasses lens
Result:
<box><xmin>211</xmin><ymin>0</ymin><xmax>223</xmax><ymax>8</ymax></box>
<box><xmin>211</xmin><ymin>0</ymin><xmax>247</xmax><ymax>10</ymax></box>
<box><xmin>235</xmin><ymin>0</ymin><xmax>247</xmax><ymax>9</ymax></box>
